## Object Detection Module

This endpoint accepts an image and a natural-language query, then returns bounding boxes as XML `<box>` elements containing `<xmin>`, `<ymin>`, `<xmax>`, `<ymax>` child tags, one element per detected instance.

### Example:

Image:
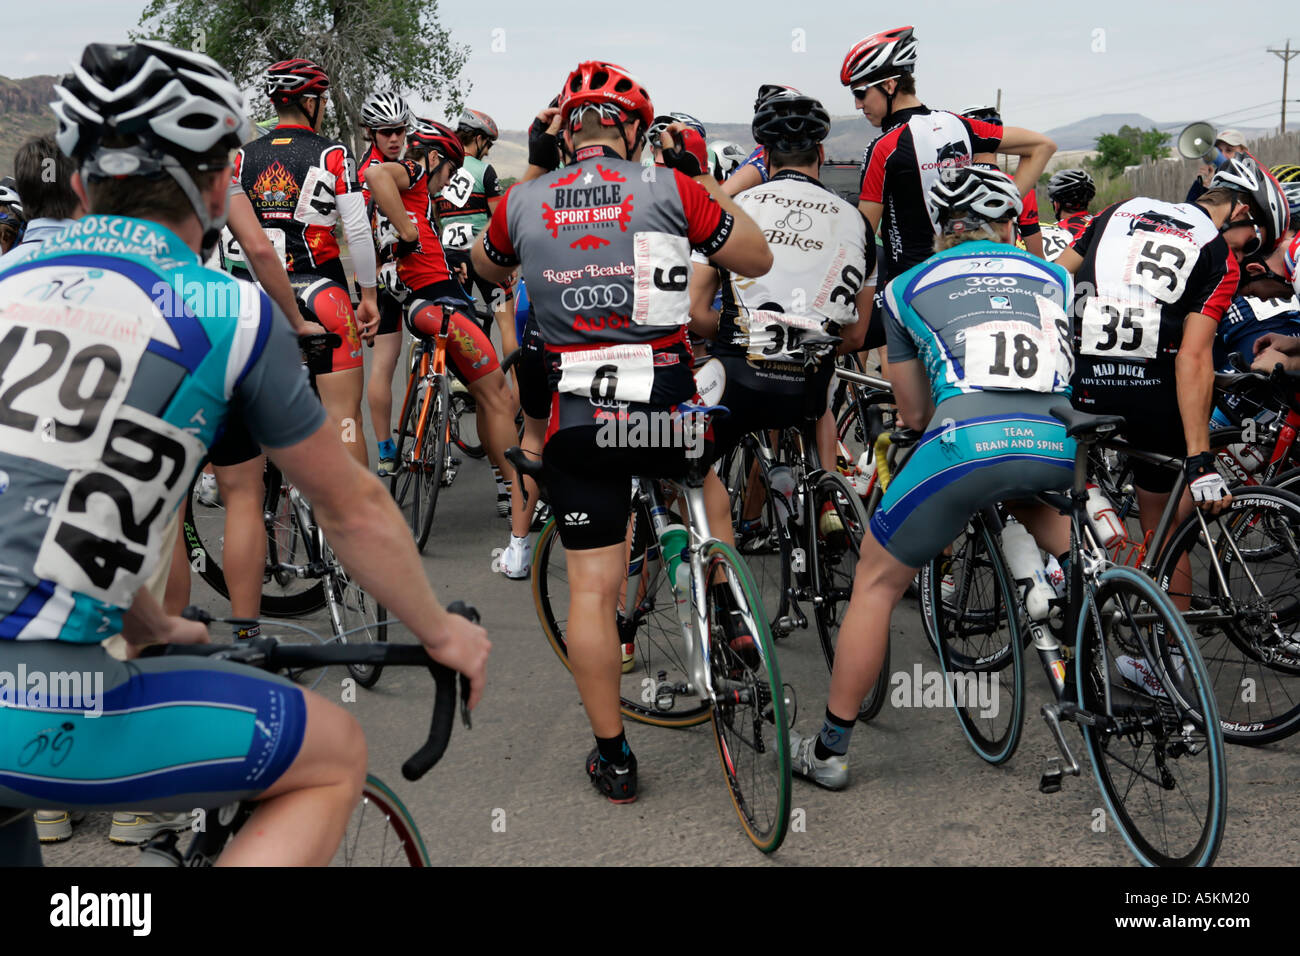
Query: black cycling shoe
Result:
<box><xmin>585</xmin><ymin>748</ymin><xmax>638</xmax><ymax>804</ymax></box>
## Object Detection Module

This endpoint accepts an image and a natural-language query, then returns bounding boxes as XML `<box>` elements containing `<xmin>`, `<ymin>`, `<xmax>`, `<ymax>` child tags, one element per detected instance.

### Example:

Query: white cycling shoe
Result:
<box><xmin>491</xmin><ymin>536</ymin><xmax>532</xmax><ymax>580</ymax></box>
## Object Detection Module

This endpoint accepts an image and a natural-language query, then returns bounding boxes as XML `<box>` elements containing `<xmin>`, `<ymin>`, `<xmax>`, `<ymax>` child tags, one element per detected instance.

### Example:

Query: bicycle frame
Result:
<box><xmin>394</xmin><ymin>311</ymin><xmax>455</xmax><ymax>479</ymax></box>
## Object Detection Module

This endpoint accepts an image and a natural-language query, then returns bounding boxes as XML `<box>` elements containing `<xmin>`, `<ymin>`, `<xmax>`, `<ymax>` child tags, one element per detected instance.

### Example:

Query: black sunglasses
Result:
<box><xmin>374</xmin><ymin>126</ymin><xmax>406</xmax><ymax>137</ymax></box>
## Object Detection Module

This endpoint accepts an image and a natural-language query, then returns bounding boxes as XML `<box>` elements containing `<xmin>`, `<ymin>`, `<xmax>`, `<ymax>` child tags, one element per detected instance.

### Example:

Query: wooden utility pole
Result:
<box><xmin>1268</xmin><ymin>39</ymin><xmax>1298</xmax><ymax>133</ymax></box>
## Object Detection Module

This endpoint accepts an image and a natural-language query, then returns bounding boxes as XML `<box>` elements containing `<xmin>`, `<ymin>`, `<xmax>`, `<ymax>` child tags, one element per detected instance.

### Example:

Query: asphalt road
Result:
<box><xmin>40</xmin><ymin>339</ymin><xmax>1300</xmax><ymax>868</ymax></box>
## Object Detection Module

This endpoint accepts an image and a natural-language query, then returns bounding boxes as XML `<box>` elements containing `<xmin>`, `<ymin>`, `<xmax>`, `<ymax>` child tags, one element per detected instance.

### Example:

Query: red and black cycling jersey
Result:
<box><xmin>374</xmin><ymin>158</ymin><xmax>460</xmax><ymax>300</ymax></box>
<box><xmin>859</xmin><ymin>105</ymin><xmax>1002</xmax><ymax>285</ymax></box>
<box><xmin>1057</xmin><ymin>209</ymin><xmax>1094</xmax><ymax>241</ymax></box>
<box><xmin>233</xmin><ymin>123</ymin><xmax>361</xmax><ymax>274</ymax></box>
<box><xmin>357</xmin><ymin>142</ymin><xmax>387</xmax><ymax>209</ymax></box>
<box><xmin>1017</xmin><ymin>188</ymin><xmax>1041</xmax><ymax>238</ymax></box>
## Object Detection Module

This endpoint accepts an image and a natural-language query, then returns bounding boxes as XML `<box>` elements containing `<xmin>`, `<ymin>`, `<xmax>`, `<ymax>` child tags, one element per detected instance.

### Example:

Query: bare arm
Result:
<box><xmin>225</xmin><ymin>189</ymin><xmax>316</xmax><ymax>335</ymax></box>
<box><xmin>120</xmin><ymin>585</ymin><xmax>209</xmax><ymax>655</ymax></box>
<box><xmin>839</xmin><ymin>285</ymin><xmax>875</xmax><ymax>354</ymax></box>
<box><xmin>688</xmin><ymin>262</ymin><xmax>721</xmax><ymax>338</ymax></box>
<box><xmin>858</xmin><ymin>199</ymin><xmax>884</xmax><ymax>233</ymax></box>
<box><xmin>1022</xmin><ymin>231</ymin><xmax>1045</xmax><ymax>260</ymax></box>
<box><xmin>267</xmin><ymin>422</ymin><xmax>490</xmax><ymax>705</ymax></box>
<box><xmin>1055</xmin><ymin>246</ymin><xmax>1084</xmax><ymax>275</ymax></box>
<box><xmin>362</xmin><ymin>163</ymin><xmax>418</xmax><ymax>243</ymax></box>
<box><xmin>997</xmin><ymin>126</ymin><xmax>1057</xmax><ymax>199</ymax></box>
<box><xmin>1175</xmin><ymin>312</ymin><xmax>1218</xmax><ymax>459</ymax></box>
<box><xmin>889</xmin><ymin>358</ymin><xmax>934</xmax><ymax>431</ymax></box>
<box><xmin>722</xmin><ymin>162</ymin><xmax>762</xmax><ymax>197</ymax></box>
<box><xmin>472</xmin><ymin>230</ymin><xmax>512</xmax><ymax>285</ymax></box>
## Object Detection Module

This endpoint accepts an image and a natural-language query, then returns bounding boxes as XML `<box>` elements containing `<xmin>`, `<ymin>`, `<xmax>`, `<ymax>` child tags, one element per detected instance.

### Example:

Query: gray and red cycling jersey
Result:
<box><xmin>859</xmin><ymin>106</ymin><xmax>1002</xmax><ymax>285</ymax></box>
<box><xmin>483</xmin><ymin>144</ymin><xmax>733</xmax><ymax>432</ymax></box>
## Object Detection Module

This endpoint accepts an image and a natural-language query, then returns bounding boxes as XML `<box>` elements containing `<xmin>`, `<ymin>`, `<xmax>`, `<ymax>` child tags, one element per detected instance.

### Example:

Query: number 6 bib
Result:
<box><xmin>557</xmin><ymin>344</ymin><xmax>655</xmax><ymax>404</ymax></box>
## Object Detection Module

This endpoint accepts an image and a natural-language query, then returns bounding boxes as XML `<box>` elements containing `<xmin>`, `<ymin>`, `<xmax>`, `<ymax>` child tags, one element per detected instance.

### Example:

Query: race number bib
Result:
<box><xmin>743</xmin><ymin>309</ymin><xmax>825</xmax><ymax>364</ymax></box>
<box><xmin>1124</xmin><ymin>232</ymin><xmax>1199</xmax><ymax>304</ymax></box>
<box><xmin>441</xmin><ymin>221</ymin><xmax>475</xmax><ymax>251</ymax></box>
<box><xmin>632</xmin><ymin>231</ymin><xmax>691</xmax><ymax>326</ymax></box>
<box><xmin>0</xmin><ymin>297</ymin><xmax>150</xmax><ymax>470</ymax></box>
<box><xmin>220</xmin><ymin>226</ymin><xmax>245</xmax><ymax>266</ymax></box>
<box><xmin>34</xmin><ymin>403</ymin><xmax>206</xmax><ymax>607</ymax></box>
<box><xmin>963</xmin><ymin>320</ymin><xmax>1057</xmax><ymax>392</ymax></box>
<box><xmin>1040</xmin><ymin>225</ymin><xmax>1073</xmax><ymax>263</ymax></box>
<box><xmin>263</xmin><ymin>227</ymin><xmax>287</xmax><ymax>264</ymax></box>
<box><xmin>1080</xmin><ymin>295</ymin><xmax>1159</xmax><ymax>359</ymax></box>
<box><xmin>294</xmin><ymin>166</ymin><xmax>338</xmax><ymax>226</ymax></box>
<box><xmin>557</xmin><ymin>344</ymin><xmax>655</xmax><ymax>404</ymax></box>
<box><xmin>440</xmin><ymin>167</ymin><xmax>475</xmax><ymax>208</ymax></box>
<box><xmin>1246</xmin><ymin>296</ymin><xmax>1298</xmax><ymax>322</ymax></box>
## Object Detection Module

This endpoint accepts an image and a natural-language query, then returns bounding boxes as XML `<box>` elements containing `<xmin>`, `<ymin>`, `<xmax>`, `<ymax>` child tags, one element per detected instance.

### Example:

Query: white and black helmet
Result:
<box><xmin>51</xmin><ymin>41</ymin><xmax>250</xmax><ymax>237</ymax></box>
<box><xmin>711</xmin><ymin>140</ymin><xmax>747</xmax><ymax>177</ymax></box>
<box><xmin>929</xmin><ymin>165</ymin><xmax>1023</xmax><ymax>232</ymax></box>
<box><xmin>1211</xmin><ymin>152</ymin><xmax>1289</xmax><ymax>254</ymax></box>
<box><xmin>0</xmin><ymin>177</ymin><xmax>22</xmax><ymax>214</ymax></box>
<box><xmin>361</xmin><ymin>91</ymin><xmax>410</xmax><ymax>129</ymax></box>
<box><xmin>1047</xmin><ymin>168</ymin><xmax>1096</xmax><ymax>209</ymax></box>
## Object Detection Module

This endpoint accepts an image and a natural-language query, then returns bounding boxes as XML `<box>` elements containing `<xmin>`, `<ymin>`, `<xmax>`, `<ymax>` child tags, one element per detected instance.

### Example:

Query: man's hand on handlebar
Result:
<box><xmin>421</xmin><ymin>609</ymin><xmax>490</xmax><ymax>710</ymax></box>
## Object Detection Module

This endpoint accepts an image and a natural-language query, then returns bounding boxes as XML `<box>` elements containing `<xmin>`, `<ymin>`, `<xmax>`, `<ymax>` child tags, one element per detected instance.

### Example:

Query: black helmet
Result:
<box><xmin>752</xmin><ymin>91</ymin><xmax>830</xmax><ymax>153</ymax></box>
<box><xmin>1047</xmin><ymin>168</ymin><xmax>1096</xmax><ymax>209</ymax></box>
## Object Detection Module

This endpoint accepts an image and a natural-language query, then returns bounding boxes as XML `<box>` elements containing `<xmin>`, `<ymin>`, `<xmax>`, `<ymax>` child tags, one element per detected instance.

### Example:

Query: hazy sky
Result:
<box><xmin>10</xmin><ymin>0</ymin><xmax>1295</xmax><ymax>135</ymax></box>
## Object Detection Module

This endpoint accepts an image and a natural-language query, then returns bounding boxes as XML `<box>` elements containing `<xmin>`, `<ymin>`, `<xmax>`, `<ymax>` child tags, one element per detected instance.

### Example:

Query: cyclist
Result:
<box><xmin>0</xmin><ymin>40</ymin><xmax>488</xmax><ymax>866</ymax></box>
<box><xmin>647</xmin><ymin>112</ymin><xmax>707</xmax><ymax>168</ymax></box>
<box><xmin>788</xmin><ymin>165</ymin><xmax>1076</xmax><ymax>788</ymax></box>
<box><xmin>470</xmin><ymin>61</ymin><xmax>771</xmax><ymax>803</ymax></box>
<box><xmin>363</xmin><ymin>119</ymin><xmax>526</xmax><ymax>535</ymax></box>
<box><xmin>1231</xmin><ymin>177</ymin><xmax>1300</xmax><ymax>376</ymax></box>
<box><xmin>689</xmin><ymin>90</ymin><xmax>874</xmax><ymax>502</ymax></box>
<box><xmin>722</xmin><ymin>84</ymin><xmax>797</xmax><ymax>197</ymax></box>
<box><xmin>961</xmin><ymin>106</ymin><xmax>1044</xmax><ymax>260</ymax></box>
<box><xmin>1038</xmin><ymin>168</ymin><xmax>1097</xmax><ymax>263</ymax></box>
<box><xmin>357</xmin><ymin>90</ymin><xmax>412</xmax><ymax>476</ymax></box>
<box><xmin>0</xmin><ymin>178</ymin><xmax>25</xmax><ymax>255</ymax></box>
<box><xmin>1055</xmin><ymin>153</ymin><xmax>1289</xmax><ymax>542</ymax></box>
<box><xmin>437</xmin><ymin>109</ymin><xmax>514</xmax><ymax>344</ymax></box>
<box><xmin>844</xmin><ymin>26</ymin><xmax>1057</xmax><ymax>353</ymax></box>
<box><xmin>1186</xmin><ymin>129</ymin><xmax>1247</xmax><ymax>203</ymax></box>
<box><xmin>711</xmin><ymin>140</ymin><xmax>748</xmax><ymax>180</ymax></box>
<box><xmin>235</xmin><ymin>57</ymin><xmax>378</xmax><ymax>469</ymax></box>
<box><xmin>0</xmin><ymin>137</ymin><xmax>83</xmax><ymax>271</ymax></box>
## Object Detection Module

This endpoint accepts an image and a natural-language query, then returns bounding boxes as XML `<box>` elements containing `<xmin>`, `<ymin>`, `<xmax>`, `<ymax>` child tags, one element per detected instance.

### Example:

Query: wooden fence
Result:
<box><xmin>1121</xmin><ymin>129</ymin><xmax>1300</xmax><ymax>203</ymax></box>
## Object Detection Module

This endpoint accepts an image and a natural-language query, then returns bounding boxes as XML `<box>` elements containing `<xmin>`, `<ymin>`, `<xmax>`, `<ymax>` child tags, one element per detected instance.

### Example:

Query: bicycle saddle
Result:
<box><xmin>1049</xmin><ymin>405</ymin><xmax>1125</xmax><ymax>439</ymax></box>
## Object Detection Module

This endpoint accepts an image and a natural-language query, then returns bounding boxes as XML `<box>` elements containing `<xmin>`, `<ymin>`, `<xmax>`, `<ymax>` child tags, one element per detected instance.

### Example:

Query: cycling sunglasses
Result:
<box><xmin>373</xmin><ymin>126</ymin><xmax>407</xmax><ymax>137</ymax></box>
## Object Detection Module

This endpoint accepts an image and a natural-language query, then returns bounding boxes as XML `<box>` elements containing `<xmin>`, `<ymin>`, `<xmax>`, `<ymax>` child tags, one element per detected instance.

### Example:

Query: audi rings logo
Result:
<box><xmin>561</xmin><ymin>284</ymin><xmax>629</xmax><ymax>311</ymax></box>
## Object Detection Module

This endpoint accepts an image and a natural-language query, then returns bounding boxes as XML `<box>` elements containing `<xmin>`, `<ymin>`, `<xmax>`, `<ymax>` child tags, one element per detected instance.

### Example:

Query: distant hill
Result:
<box><xmin>0</xmin><ymin>74</ymin><xmax>57</xmax><ymax>177</ymax></box>
<box><xmin>1044</xmin><ymin>112</ymin><xmax>1273</xmax><ymax>152</ymax></box>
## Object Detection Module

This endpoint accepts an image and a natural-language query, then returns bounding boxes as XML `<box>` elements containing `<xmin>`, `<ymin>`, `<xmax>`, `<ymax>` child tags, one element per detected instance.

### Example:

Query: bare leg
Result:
<box><xmin>564</xmin><ymin>545</ymin><xmax>627</xmax><ymax>738</ymax></box>
<box><xmin>213</xmin><ymin>455</ymin><xmax>267</xmax><ymax>619</ymax></box>
<box><xmin>316</xmin><ymin>367</ymin><xmax>368</xmax><ymax>470</ymax></box>
<box><xmin>469</xmin><ymin>370</ymin><xmax>526</xmax><ymax>527</ymax></box>
<box><xmin>366</xmin><ymin>330</ymin><xmax>403</xmax><ymax>454</ymax></box>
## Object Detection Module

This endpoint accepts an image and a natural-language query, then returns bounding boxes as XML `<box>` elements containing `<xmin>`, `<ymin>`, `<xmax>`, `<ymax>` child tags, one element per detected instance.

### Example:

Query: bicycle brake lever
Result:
<box><xmin>459</xmin><ymin>674</ymin><xmax>472</xmax><ymax>730</ymax></box>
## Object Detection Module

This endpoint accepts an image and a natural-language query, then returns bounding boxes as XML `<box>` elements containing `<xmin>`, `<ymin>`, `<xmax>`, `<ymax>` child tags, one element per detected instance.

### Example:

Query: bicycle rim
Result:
<box><xmin>928</xmin><ymin>516</ymin><xmax>1025</xmax><ymax>764</ymax></box>
<box><xmin>329</xmin><ymin>774</ymin><xmax>429</xmax><ymax>866</ymax></box>
<box><xmin>721</xmin><ymin>439</ymin><xmax>791</xmax><ymax>635</ymax></box>
<box><xmin>334</xmin><ymin>569</ymin><xmax>389</xmax><ymax>689</ymax></box>
<box><xmin>533</xmin><ymin>514</ymin><xmax>711</xmax><ymax>727</ymax></box>
<box><xmin>705</xmin><ymin>541</ymin><xmax>790</xmax><ymax>853</ymax></box>
<box><xmin>1155</xmin><ymin>487</ymin><xmax>1300</xmax><ymax>744</ymax></box>
<box><xmin>1078</xmin><ymin>566</ymin><xmax>1226</xmax><ymax>867</ymax></box>
<box><xmin>416</xmin><ymin>375</ymin><xmax>449</xmax><ymax>551</ymax></box>
<box><xmin>451</xmin><ymin>390</ymin><xmax>485</xmax><ymax>458</ymax></box>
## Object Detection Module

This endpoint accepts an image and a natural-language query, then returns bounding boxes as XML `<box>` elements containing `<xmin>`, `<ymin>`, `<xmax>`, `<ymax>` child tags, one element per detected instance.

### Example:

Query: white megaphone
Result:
<box><xmin>1177</xmin><ymin>122</ymin><xmax>1219</xmax><ymax>162</ymax></box>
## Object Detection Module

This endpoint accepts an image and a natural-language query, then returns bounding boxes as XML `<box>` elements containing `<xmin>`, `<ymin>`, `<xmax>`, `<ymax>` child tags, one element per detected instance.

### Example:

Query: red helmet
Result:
<box><xmin>840</xmin><ymin>26</ymin><xmax>918</xmax><ymax>88</ymax></box>
<box><xmin>558</xmin><ymin>61</ymin><xmax>654</xmax><ymax>132</ymax></box>
<box><xmin>265</xmin><ymin>58</ymin><xmax>330</xmax><ymax>102</ymax></box>
<box><xmin>408</xmin><ymin>118</ymin><xmax>465</xmax><ymax>170</ymax></box>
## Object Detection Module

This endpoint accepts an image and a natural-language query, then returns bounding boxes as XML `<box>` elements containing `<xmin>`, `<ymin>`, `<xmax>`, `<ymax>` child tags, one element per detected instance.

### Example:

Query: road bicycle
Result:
<box><xmin>0</xmin><ymin>604</ymin><xmax>476</xmax><ymax>868</ymax></box>
<box><xmin>514</xmin><ymin>407</ymin><xmax>793</xmax><ymax>853</ymax></box>
<box><xmin>922</xmin><ymin>406</ymin><xmax>1226</xmax><ymax>867</ymax></box>
<box><xmin>391</xmin><ymin>303</ymin><xmax>464</xmax><ymax>552</ymax></box>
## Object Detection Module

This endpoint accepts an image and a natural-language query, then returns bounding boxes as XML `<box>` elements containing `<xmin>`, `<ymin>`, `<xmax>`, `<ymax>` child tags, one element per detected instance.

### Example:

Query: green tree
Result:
<box><xmin>133</xmin><ymin>0</ymin><xmax>470</xmax><ymax>155</ymax></box>
<box><xmin>1087</xmin><ymin>125</ymin><xmax>1171</xmax><ymax>178</ymax></box>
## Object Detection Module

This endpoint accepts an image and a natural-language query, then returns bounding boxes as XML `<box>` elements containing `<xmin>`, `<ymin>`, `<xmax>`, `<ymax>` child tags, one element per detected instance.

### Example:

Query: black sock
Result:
<box><xmin>814</xmin><ymin>707</ymin><xmax>856</xmax><ymax>760</ymax></box>
<box><xmin>596</xmin><ymin>732</ymin><xmax>631</xmax><ymax>766</ymax></box>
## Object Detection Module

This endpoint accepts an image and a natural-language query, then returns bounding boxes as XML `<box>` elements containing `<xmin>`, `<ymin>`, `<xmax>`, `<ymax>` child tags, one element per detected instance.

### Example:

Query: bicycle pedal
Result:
<box><xmin>1039</xmin><ymin>757</ymin><xmax>1064</xmax><ymax>794</ymax></box>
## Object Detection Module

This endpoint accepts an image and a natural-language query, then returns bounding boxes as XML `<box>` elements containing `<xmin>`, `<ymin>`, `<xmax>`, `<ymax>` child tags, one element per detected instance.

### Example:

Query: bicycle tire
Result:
<box><xmin>810</xmin><ymin>471</ymin><xmax>890</xmax><ymax>721</ymax></box>
<box><xmin>1153</xmin><ymin>487</ymin><xmax>1300</xmax><ymax>745</ymax></box>
<box><xmin>331</xmin><ymin>566</ymin><xmax>389</xmax><ymax>689</ymax></box>
<box><xmin>926</xmin><ymin>513</ymin><xmax>1026</xmax><ymax>764</ymax></box>
<box><xmin>183</xmin><ymin>473</ymin><xmax>325</xmax><ymax>618</ymax></box>
<box><xmin>329</xmin><ymin>774</ymin><xmax>430</xmax><ymax>866</ymax></box>
<box><xmin>532</xmin><ymin>512</ymin><xmax>712</xmax><ymax>728</ymax></box>
<box><xmin>450</xmin><ymin>387</ymin><xmax>485</xmax><ymax>459</ymax></box>
<box><xmin>390</xmin><ymin>366</ymin><xmax>424</xmax><ymax>515</ymax></box>
<box><xmin>415</xmin><ymin>374</ymin><xmax>450</xmax><ymax>552</ymax></box>
<box><xmin>1076</xmin><ymin>565</ymin><xmax>1227</xmax><ymax>867</ymax></box>
<box><xmin>719</xmin><ymin>437</ymin><xmax>792</xmax><ymax>635</ymax></box>
<box><xmin>703</xmin><ymin>540</ymin><xmax>791</xmax><ymax>853</ymax></box>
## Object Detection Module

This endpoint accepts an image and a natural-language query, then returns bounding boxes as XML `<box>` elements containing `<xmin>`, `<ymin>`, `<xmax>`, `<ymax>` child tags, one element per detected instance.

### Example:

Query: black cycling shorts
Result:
<box><xmin>706</xmin><ymin>357</ymin><xmax>834</xmax><ymax>464</ymax></box>
<box><xmin>517</xmin><ymin>319</ymin><xmax>551</xmax><ymax>421</ymax></box>
<box><xmin>377</xmin><ymin>288</ymin><xmax>403</xmax><ymax>336</ymax></box>
<box><xmin>543</xmin><ymin>425</ymin><xmax>712</xmax><ymax>551</ymax></box>
<box><xmin>1072</xmin><ymin>380</ymin><xmax>1183</xmax><ymax>494</ymax></box>
<box><xmin>210</xmin><ymin>415</ymin><xmax>262</xmax><ymax>467</ymax></box>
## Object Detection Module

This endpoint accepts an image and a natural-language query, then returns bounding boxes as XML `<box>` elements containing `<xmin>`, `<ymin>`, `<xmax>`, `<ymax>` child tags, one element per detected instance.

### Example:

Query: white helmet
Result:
<box><xmin>361</xmin><ymin>91</ymin><xmax>411</xmax><ymax>129</ymax></box>
<box><xmin>711</xmin><ymin>140</ymin><xmax>747</xmax><ymax>178</ymax></box>
<box><xmin>929</xmin><ymin>165</ymin><xmax>1023</xmax><ymax>232</ymax></box>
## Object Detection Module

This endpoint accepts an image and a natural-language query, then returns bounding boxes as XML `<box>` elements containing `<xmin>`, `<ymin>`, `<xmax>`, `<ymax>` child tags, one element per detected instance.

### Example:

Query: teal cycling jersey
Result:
<box><xmin>881</xmin><ymin>240</ymin><xmax>1074</xmax><ymax>407</ymax></box>
<box><xmin>0</xmin><ymin>215</ymin><xmax>324</xmax><ymax>642</ymax></box>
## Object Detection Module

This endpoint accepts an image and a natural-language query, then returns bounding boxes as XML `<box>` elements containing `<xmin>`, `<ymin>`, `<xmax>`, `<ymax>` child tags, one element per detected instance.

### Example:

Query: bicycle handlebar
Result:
<box><xmin>167</xmin><ymin>603</ymin><xmax>477</xmax><ymax>781</ymax></box>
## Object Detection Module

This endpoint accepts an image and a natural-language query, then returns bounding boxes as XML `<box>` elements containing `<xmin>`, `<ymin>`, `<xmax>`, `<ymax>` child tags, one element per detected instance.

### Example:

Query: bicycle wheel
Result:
<box><xmin>533</xmin><ymin>511</ymin><xmax>712</xmax><ymax>728</ymax></box>
<box><xmin>390</xmin><ymin>368</ymin><xmax>425</xmax><ymax>516</ymax></box>
<box><xmin>704</xmin><ymin>540</ymin><xmax>790</xmax><ymax>853</ymax></box>
<box><xmin>329</xmin><ymin>774</ymin><xmax>429</xmax><ymax>866</ymax></box>
<box><xmin>184</xmin><ymin>471</ymin><xmax>325</xmax><ymax>617</ymax></box>
<box><xmin>1076</xmin><ymin>565</ymin><xmax>1226</xmax><ymax>867</ymax></box>
<box><xmin>329</xmin><ymin>564</ymin><xmax>389</xmax><ymax>689</ymax></box>
<box><xmin>450</xmin><ymin>385</ymin><xmax>485</xmax><ymax>459</ymax></box>
<box><xmin>1154</xmin><ymin>487</ymin><xmax>1300</xmax><ymax>744</ymax></box>
<box><xmin>414</xmin><ymin>374</ymin><xmax>450</xmax><ymax>551</ymax></box>
<box><xmin>718</xmin><ymin>437</ymin><xmax>792</xmax><ymax>636</ymax></box>
<box><xmin>811</xmin><ymin>471</ymin><xmax>890</xmax><ymax>721</ymax></box>
<box><xmin>925</xmin><ymin>514</ymin><xmax>1025</xmax><ymax>764</ymax></box>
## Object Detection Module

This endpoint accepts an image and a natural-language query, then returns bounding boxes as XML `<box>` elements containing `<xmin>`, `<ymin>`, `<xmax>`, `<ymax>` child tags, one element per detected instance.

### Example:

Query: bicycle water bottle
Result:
<box><xmin>850</xmin><ymin>450</ymin><xmax>875</xmax><ymax>499</ymax></box>
<box><xmin>1000</xmin><ymin>518</ymin><xmax>1055</xmax><ymax>622</ymax></box>
<box><xmin>1043</xmin><ymin>554</ymin><xmax>1066</xmax><ymax>598</ymax></box>
<box><xmin>1084</xmin><ymin>484</ymin><xmax>1124</xmax><ymax>549</ymax></box>
<box><xmin>768</xmin><ymin>465</ymin><xmax>801</xmax><ymax>524</ymax></box>
<box><xmin>659</xmin><ymin>524</ymin><xmax>690</xmax><ymax>597</ymax></box>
